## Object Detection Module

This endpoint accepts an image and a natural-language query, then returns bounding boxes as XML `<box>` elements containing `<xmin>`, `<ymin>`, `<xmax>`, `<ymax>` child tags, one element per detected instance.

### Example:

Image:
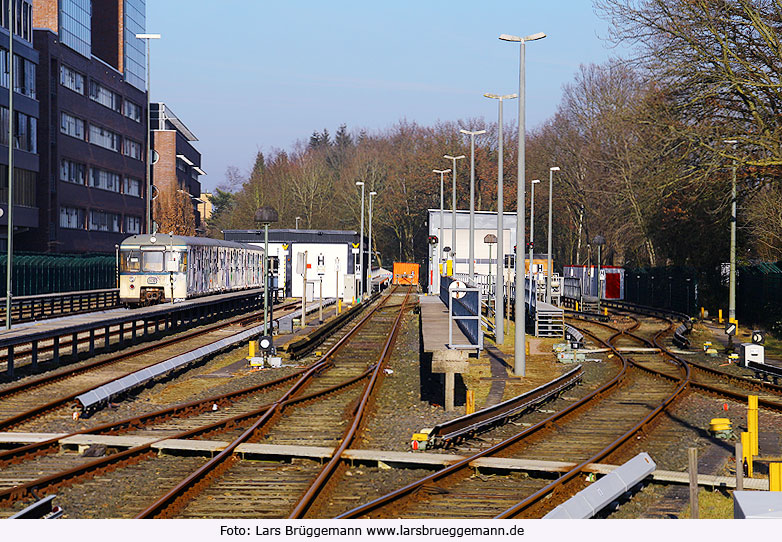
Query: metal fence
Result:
<box><xmin>0</xmin><ymin>253</ymin><xmax>116</xmax><ymax>297</ymax></box>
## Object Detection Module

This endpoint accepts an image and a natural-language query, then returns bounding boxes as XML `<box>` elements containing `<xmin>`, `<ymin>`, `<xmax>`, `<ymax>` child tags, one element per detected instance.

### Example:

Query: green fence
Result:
<box><xmin>0</xmin><ymin>253</ymin><xmax>116</xmax><ymax>297</ymax></box>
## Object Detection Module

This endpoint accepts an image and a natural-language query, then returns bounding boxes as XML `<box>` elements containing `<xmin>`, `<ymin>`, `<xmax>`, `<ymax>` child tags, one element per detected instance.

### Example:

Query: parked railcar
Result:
<box><xmin>119</xmin><ymin>234</ymin><xmax>265</xmax><ymax>305</ymax></box>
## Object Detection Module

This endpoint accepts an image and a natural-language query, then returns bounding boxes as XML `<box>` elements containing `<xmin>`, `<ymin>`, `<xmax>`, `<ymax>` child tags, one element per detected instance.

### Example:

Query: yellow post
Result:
<box><xmin>248</xmin><ymin>340</ymin><xmax>257</xmax><ymax>359</ymax></box>
<box><xmin>575</xmin><ymin>301</ymin><xmax>579</xmax><ymax>312</ymax></box>
<box><xmin>525</xmin><ymin>340</ymin><xmax>530</xmax><ymax>356</ymax></box>
<box><xmin>604</xmin><ymin>307</ymin><xmax>608</xmax><ymax>316</ymax></box>
<box><xmin>771</xmin><ymin>463</ymin><xmax>782</xmax><ymax>492</ymax></box>
<box><xmin>730</xmin><ymin>317</ymin><xmax>738</xmax><ymax>325</ymax></box>
<box><xmin>446</xmin><ymin>260</ymin><xmax>453</xmax><ymax>276</ymax></box>
<box><xmin>718</xmin><ymin>309</ymin><xmax>723</xmax><ymax>323</ymax></box>
<box><xmin>465</xmin><ymin>390</ymin><xmax>475</xmax><ymax>415</ymax></box>
<box><xmin>700</xmin><ymin>307</ymin><xmax>705</xmax><ymax>319</ymax></box>
<box><xmin>748</xmin><ymin>395</ymin><xmax>759</xmax><ymax>456</ymax></box>
<box><xmin>338</xmin><ymin>299</ymin><xmax>342</xmax><ymax>315</ymax></box>
<box><xmin>741</xmin><ymin>432</ymin><xmax>753</xmax><ymax>478</ymax></box>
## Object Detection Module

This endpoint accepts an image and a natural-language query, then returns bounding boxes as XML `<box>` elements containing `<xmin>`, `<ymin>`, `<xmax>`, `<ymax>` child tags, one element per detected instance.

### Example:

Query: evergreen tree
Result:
<box><xmin>335</xmin><ymin>124</ymin><xmax>352</xmax><ymax>148</ymax></box>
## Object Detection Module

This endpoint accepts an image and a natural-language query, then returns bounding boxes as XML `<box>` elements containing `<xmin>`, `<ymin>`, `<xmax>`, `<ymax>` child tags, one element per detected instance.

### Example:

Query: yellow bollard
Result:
<box><xmin>771</xmin><ymin>463</ymin><xmax>782</xmax><ymax>492</ymax></box>
<box><xmin>525</xmin><ymin>340</ymin><xmax>530</xmax><ymax>356</ymax></box>
<box><xmin>446</xmin><ymin>260</ymin><xmax>453</xmax><ymax>276</ymax></box>
<box><xmin>575</xmin><ymin>301</ymin><xmax>579</xmax><ymax>312</ymax></box>
<box><xmin>248</xmin><ymin>340</ymin><xmax>257</xmax><ymax>359</ymax></box>
<box><xmin>604</xmin><ymin>307</ymin><xmax>608</xmax><ymax>316</ymax></box>
<box><xmin>465</xmin><ymin>390</ymin><xmax>475</xmax><ymax>415</ymax></box>
<box><xmin>700</xmin><ymin>307</ymin><xmax>705</xmax><ymax>319</ymax></box>
<box><xmin>748</xmin><ymin>395</ymin><xmax>759</xmax><ymax>456</ymax></box>
<box><xmin>741</xmin><ymin>432</ymin><xmax>753</xmax><ymax>478</ymax></box>
<box><xmin>338</xmin><ymin>299</ymin><xmax>342</xmax><ymax>315</ymax></box>
<box><xmin>718</xmin><ymin>309</ymin><xmax>723</xmax><ymax>323</ymax></box>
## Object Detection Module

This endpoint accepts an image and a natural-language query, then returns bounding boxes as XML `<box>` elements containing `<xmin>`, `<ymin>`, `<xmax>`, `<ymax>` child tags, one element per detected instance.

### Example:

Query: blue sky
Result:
<box><xmin>147</xmin><ymin>1</ymin><xmax>626</xmax><ymax>192</ymax></box>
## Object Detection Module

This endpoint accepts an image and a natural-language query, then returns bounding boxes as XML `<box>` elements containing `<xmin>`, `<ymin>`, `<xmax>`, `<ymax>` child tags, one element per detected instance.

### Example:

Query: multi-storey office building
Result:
<box><xmin>29</xmin><ymin>0</ymin><xmax>147</xmax><ymax>253</ymax></box>
<box><xmin>151</xmin><ymin>102</ymin><xmax>204</xmax><ymax>232</ymax></box>
<box><xmin>0</xmin><ymin>0</ymin><xmax>41</xmax><ymax>251</ymax></box>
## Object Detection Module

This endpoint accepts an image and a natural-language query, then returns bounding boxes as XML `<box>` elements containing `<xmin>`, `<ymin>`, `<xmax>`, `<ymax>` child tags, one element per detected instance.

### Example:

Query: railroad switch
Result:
<box><xmin>411</xmin><ymin>428</ymin><xmax>432</xmax><ymax>451</ymax></box>
<box><xmin>709</xmin><ymin>417</ymin><xmax>734</xmax><ymax>439</ymax></box>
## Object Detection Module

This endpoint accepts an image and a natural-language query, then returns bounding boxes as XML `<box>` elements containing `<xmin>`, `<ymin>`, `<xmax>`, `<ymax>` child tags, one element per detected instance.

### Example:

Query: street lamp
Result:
<box><xmin>547</xmin><ymin>167</ymin><xmax>560</xmax><ymax>304</ymax></box>
<box><xmin>484</xmin><ymin>234</ymin><xmax>498</xmax><ymax>299</ymax></box>
<box><xmin>5</xmin><ymin>0</ymin><xmax>14</xmax><ymax>330</ymax></box>
<box><xmin>368</xmin><ymin>190</ymin><xmax>377</xmax><ymax>296</ymax></box>
<box><xmin>500</xmin><ymin>30</ymin><xmax>546</xmax><ymax>377</ymax></box>
<box><xmin>136</xmin><ymin>33</ymin><xmax>161</xmax><ymax>235</ymax></box>
<box><xmin>485</xmin><ymin>93</ymin><xmax>517</xmax><ymax>345</ymax></box>
<box><xmin>460</xmin><ymin>129</ymin><xmax>487</xmax><ymax>280</ymax></box>
<box><xmin>593</xmin><ymin>234</ymin><xmax>605</xmax><ymax>314</ymax></box>
<box><xmin>356</xmin><ymin>181</ymin><xmax>365</xmax><ymax>300</ymax></box>
<box><xmin>444</xmin><ymin>154</ymin><xmax>465</xmax><ymax>274</ymax></box>
<box><xmin>254</xmin><ymin>206</ymin><xmax>279</xmax><ymax>338</ymax></box>
<box><xmin>529</xmin><ymin>179</ymin><xmax>540</xmax><ymax>279</ymax></box>
<box><xmin>295</xmin><ymin>216</ymin><xmax>301</xmax><ymax>229</ymax></box>
<box><xmin>433</xmin><ymin>169</ymin><xmax>451</xmax><ymax>289</ymax></box>
<box><xmin>724</xmin><ymin>139</ymin><xmax>738</xmax><ymax>325</ymax></box>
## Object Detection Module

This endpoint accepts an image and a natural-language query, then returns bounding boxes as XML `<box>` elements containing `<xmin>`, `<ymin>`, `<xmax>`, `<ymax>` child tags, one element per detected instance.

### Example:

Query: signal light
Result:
<box><xmin>428</xmin><ymin>235</ymin><xmax>438</xmax><ymax>245</ymax></box>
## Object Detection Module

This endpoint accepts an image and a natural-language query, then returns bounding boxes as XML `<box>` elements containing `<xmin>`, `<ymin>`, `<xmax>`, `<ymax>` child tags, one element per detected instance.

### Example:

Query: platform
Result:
<box><xmin>419</xmin><ymin>295</ymin><xmax>470</xmax><ymax>352</ymax></box>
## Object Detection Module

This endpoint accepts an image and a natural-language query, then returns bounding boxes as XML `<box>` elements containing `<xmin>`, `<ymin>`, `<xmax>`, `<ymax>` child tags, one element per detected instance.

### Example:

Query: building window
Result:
<box><xmin>89</xmin><ymin>210</ymin><xmax>121</xmax><ymax>232</ymax></box>
<box><xmin>60</xmin><ymin>64</ymin><xmax>84</xmax><ymax>94</ymax></box>
<box><xmin>89</xmin><ymin>167</ymin><xmax>121</xmax><ymax>192</ymax></box>
<box><xmin>60</xmin><ymin>159</ymin><xmax>86</xmax><ymax>185</ymax></box>
<box><xmin>89</xmin><ymin>80</ymin><xmax>121</xmax><ymax>112</ymax></box>
<box><xmin>61</xmin><ymin>112</ymin><xmax>85</xmax><ymax>140</ymax></box>
<box><xmin>125</xmin><ymin>215</ymin><xmax>141</xmax><ymax>234</ymax></box>
<box><xmin>0</xmin><ymin>0</ymin><xmax>33</xmax><ymax>43</ymax></box>
<box><xmin>122</xmin><ymin>138</ymin><xmax>142</xmax><ymax>160</ymax></box>
<box><xmin>60</xmin><ymin>206</ymin><xmax>85</xmax><ymax>229</ymax></box>
<box><xmin>12</xmin><ymin>55</ymin><xmax>34</xmax><ymax>98</ymax></box>
<box><xmin>0</xmin><ymin>166</ymin><xmax>35</xmax><ymax>206</ymax></box>
<box><xmin>88</xmin><ymin>124</ymin><xmax>119</xmax><ymax>151</ymax></box>
<box><xmin>124</xmin><ymin>100</ymin><xmax>141</xmax><ymax>122</ymax></box>
<box><xmin>123</xmin><ymin>176</ymin><xmax>142</xmax><ymax>197</ymax></box>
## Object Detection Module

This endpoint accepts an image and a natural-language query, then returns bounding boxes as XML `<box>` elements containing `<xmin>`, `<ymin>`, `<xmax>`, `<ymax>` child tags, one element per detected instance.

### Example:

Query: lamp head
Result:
<box><xmin>550</xmin><ymin>166</ymin><xmax>560</xmax><ymax>171</ymax></box>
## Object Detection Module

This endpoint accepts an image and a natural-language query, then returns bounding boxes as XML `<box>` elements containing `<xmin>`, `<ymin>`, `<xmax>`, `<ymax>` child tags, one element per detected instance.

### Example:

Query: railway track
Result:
<box><xmin>0</xmin><ymin>287</ymin><xmax>413</xmax><ymax>518</ymax></box>
<box><xmin>0</xmin><ymin>301</ymin><xmax>302</xmax><ymax>433</ymax></box>
<box><xmin>332</xmin><ymin>312</ymin><xmax>688</xmax><ymax>519</ymax></box>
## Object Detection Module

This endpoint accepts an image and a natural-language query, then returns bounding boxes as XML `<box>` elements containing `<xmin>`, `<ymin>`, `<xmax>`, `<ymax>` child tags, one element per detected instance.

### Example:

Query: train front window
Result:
<box><xmin>120</xmin><ymin>250</ymin><xmax>141</xmax><ymax>272</ymax></box>
<box><xmin>142</xmin><ymin>251</ymin><xmax>165</xmax><ymax>272</ymax></box>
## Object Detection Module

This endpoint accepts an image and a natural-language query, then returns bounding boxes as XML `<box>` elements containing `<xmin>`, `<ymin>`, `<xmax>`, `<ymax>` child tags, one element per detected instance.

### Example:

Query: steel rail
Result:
<box><xmin>0</xmin><ymin>302</ymin><xmax>304</xmax><ymax>432</ymax></box>
<box><xmin>135</xmin><ymin>286</ymin><xmax>403</xmax><ymax>518</ymax></box>
<box><xmin>289</xmin><ymin>286</ymin><xmax>413</xmax><ymax>518</ymax></box>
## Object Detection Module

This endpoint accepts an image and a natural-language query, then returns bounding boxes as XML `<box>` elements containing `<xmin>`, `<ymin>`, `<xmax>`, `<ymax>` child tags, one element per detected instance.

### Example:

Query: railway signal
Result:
<box><xmin>725</xmin><ymin>322</ymin><xmax>737</xmax><ymax>336</ymax></box>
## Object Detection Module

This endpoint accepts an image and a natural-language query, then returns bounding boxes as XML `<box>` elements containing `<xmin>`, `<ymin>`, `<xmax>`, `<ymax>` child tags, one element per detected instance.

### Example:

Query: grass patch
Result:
<box><xmin>682</xmin><ymin>488</ymin><xmax>734</xmax><ymax>519</ymax></box>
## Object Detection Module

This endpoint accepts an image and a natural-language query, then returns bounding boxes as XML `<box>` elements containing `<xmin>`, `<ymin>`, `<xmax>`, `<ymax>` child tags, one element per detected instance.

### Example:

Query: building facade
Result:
<box><xmin>150</xmin><ymin>102</ymin><xmax>204</xmax><ymax>233</ymax></box>
<box><xmin>0</xmin><ymin>0</ymin><xmax>40</xmax><ymax>251</ymax></box>
<box><xmin>28</xmin><ymin>0</ymin><xmax>147</xmax><ymax>253</ymax></box>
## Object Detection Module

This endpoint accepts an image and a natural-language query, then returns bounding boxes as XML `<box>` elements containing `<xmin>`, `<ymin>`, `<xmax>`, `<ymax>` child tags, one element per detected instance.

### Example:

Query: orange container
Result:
<box><xmin>393</xmin><ymin>262</ymin><xmax>419</xmax><ymax>285</ymax></box>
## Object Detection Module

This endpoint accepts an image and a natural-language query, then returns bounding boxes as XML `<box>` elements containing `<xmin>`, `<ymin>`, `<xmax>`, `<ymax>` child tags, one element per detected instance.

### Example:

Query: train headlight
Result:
<box><xmin>129</xmin><ymin>277</ymin><xmax>135</xmax><ymax>283</ymax></box>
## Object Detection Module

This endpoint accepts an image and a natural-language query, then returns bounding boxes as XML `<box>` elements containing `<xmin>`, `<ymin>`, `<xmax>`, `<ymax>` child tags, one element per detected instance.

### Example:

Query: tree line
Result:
<box><xmin>206</xmin><ymin>0</ymin><xmax>782</xmax><ymax>273</ymax></box>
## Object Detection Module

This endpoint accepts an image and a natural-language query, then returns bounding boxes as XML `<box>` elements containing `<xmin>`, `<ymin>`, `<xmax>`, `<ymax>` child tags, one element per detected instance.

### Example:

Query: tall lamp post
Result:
<box><xmin>295</xmin><ymin>216</ymin><xmax>301</xmax><ymax>229</ymax></box>
<box><xmin>356</xmin><ymin>181</ymin><xmax>365</xmax><ymax>300</ymax></box>
<box><xmin>460</xmin><ymin>129</ymin><xmax>486</xmax><ymax>280</ymax></box>
<box><xmin>724</xmin><ymin>139</ymin><xmax>738</xmax><ymax>325</ymax></box>
<box><xmin>528</xmin><ymin>179</ymin><xmax>540</xmax><ymax>278</ymax></box>
<box><xmin>136</xmin><ymin>33</ymin><xmax>161</xmax><ymax>235</ymax></box>
<box><xmin>484</xmin><ymin>234</ymin><xmax>497</xmax><ymax>298</ymax></box>
<box><xmin>547</xmin><ymin>166</ymin><xmax>560</xmax><ymax>304</ymax></box>
<box><xmin>368</xmin><ymin>190</ymin><xmax>377</xmax><ymax>296</ymax></box>
<box><xmin>433</xmin><ymin>169</ymin><xmax>451</xmax><ymax>288</ymax></box>
<box><xmin>5</xmin><ymin>0</ymin><xmax>14</xmax><ymax>330</ymax></box>
<box><xmin>444</xmin><ymin>154</ymin><xmax>465</xmax><ymax>274</ymax></box>
<box><xmin>484</xmin><ymin>93</ymin><xmax>517</xmax><ymax>345</ymax></box>
<box><xmin>593</xmin><ymin>235</ymin><xmax>605</xmax><ymax>314</ymax></box>
<box><xmin>254</xmin><ymin>206</ymin><xmax>279</xmax><ymax>337</ymax></box>
<box><xmin>500</xmin><ymin>31</ymin><xmax>546</xmax><ymax>377</ymax></box>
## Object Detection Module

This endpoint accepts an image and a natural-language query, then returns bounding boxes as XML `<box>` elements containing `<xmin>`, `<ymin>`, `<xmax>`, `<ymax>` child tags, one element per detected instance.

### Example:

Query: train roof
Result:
<box><xmin>120</xmin><ymin>234</ymin><xmax>263</xmax><ymax>251</ymax></box>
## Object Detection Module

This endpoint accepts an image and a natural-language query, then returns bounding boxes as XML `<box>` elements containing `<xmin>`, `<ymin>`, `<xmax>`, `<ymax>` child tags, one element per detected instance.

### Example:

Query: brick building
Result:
<box><xmin>27</xmin><ymin>0</ymin><xmax>148</xmax><ymax>253</ymax></box>
<box><xmin>151</xmin><ymin>102</ymin><xmax>204</xmax><ymax>233</ymax></box>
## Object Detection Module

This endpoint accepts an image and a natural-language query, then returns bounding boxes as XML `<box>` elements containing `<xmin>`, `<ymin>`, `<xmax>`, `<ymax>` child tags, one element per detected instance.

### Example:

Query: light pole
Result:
<box><xmin>136</xmin><ymin>33</ymin><xmax>161</xmax><ymax>235</ymax></box>
<box><xmin>460</xmin><ymin>129</ymin><xmax>487</xmax><ymax>280</ymax></box>
<box><xmin>368</xmin><ymin>190</ymin><xmax>377</xmax><ymax>296</ymax></box>
<box><xmin>724</xmin><ymin>139</ymin><xmax>738</xmax><ymax>325</ymax></box>
<box><xmin>500</xmin><ymin>31</ymin><xmax>546</xmax><ymax>377</ymax></box>
<box><xmin>529</xmin><ymin>179</ymin><xmax>540</xmax><ymax>279</ymax></box>
<box><xmin>444</xmin><ymin>154</ymin><xmax>465</xmax><ymax>274</ymax></box>
<box><xmin>5</xmin><ymin>0</ymin><xmax>14</xmax><ymax>330</ymax></box>
<box><xmin>295</xmin><ymin>216</ymin><xmax>301</xmax><ymax>229</ymax></box>
<box><xmin>547</xmin><ymin>167</ymin><xmax>560</xmax><ymax>304</ymax></box>
<box><xmin>433</xmin><ymin>169</ymin><xmax>450</xmax><ymax>287</ymax></box>
<box><xmin>485</xmin><ymin>93</ymin><xmax>517</xmax><ymax>345</ymax></box>
<box><xmin>254</xmin><ymin>206</ymin><xmax>278</xmax><ymax>337</ymax></box>
<box><xmin>484</xmin><ymin>234</ymin><xmax>497</xmax><ymax>298</ymax></box>
<box><xmin>356</xmin><ymin>181</ymin><xmax>365</xmax><ymax>300</ymax></box>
